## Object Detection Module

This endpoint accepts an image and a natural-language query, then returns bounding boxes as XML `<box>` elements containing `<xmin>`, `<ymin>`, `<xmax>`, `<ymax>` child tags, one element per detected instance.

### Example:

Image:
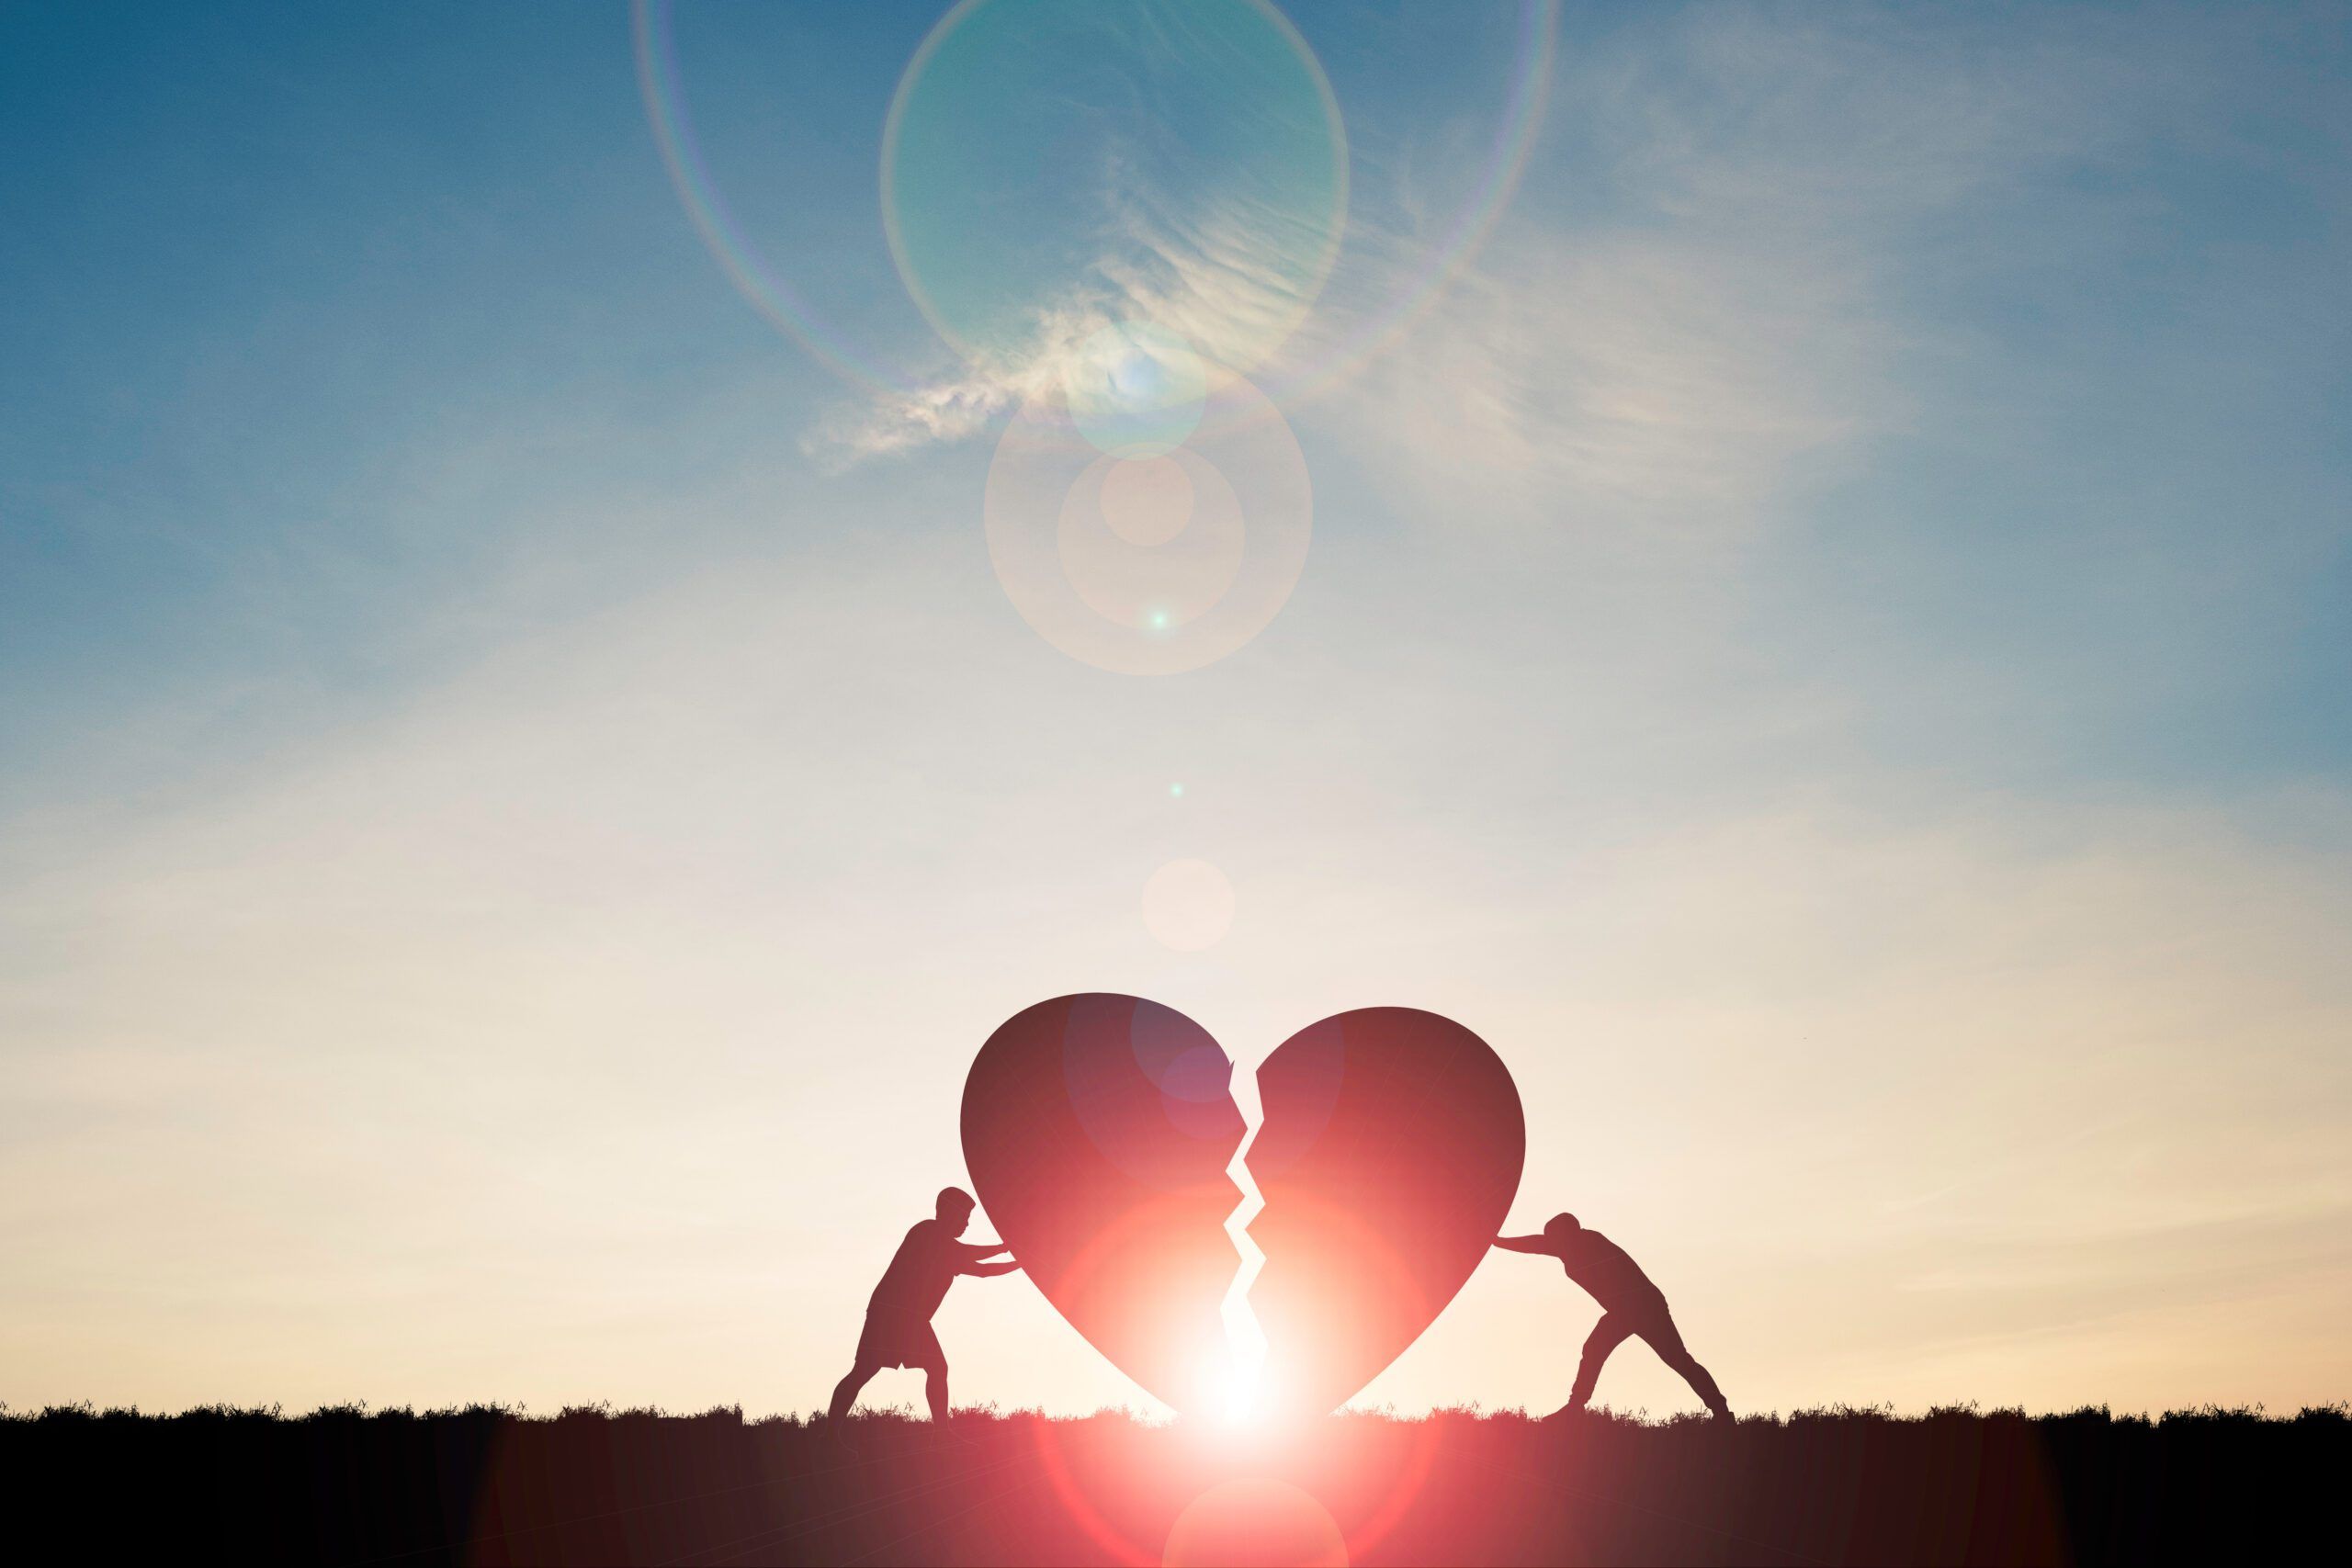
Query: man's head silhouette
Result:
<box><xmin>937</xmin><ymin>1186</ymin><xmax>978</xmax><ymax>1235</ymax></box>
<box><xmin>1544</xmin><ymin>1213</ymin><xmax>1581</xmax><ymax>1245</ymax></box>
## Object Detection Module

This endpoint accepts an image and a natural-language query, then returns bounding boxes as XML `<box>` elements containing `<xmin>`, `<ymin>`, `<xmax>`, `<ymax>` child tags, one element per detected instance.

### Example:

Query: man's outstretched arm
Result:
<box><xmin>1493</xmin><ymin>1234</ymin><xmax>1554</xmax><ymax>1255</ymax></box>
<box><xmin>958</xmin><ymin>1240</ymin><xmax>1012</xmax><ymax>1262</ymax></box>
<box><xmin>966</xmin><ymin>1258</ymin><xmax>1022</xmax><ymax>1278</ymax></box>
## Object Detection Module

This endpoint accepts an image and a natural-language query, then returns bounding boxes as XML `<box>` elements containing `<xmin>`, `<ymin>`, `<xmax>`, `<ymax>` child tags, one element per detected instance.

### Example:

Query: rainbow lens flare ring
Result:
<box><xmin>883</xmin><ymin>0</ymin><xmax>1350</xmax><ymax>382</ymax></box>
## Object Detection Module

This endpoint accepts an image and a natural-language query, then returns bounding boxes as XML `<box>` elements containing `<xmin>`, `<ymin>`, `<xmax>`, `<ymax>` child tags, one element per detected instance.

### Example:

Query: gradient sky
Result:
<box><xmin>4</xmin><ymin>1</ymin><xmax>2349</xmax><ymax>1423</ymax></box>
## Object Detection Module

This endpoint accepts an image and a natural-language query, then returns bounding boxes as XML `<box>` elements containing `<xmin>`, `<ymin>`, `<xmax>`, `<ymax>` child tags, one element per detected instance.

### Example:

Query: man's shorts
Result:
<box><xmin>855</xmin><ymin>1310</ymin><xmax>944</xmax><ymax>1371</ymax></box>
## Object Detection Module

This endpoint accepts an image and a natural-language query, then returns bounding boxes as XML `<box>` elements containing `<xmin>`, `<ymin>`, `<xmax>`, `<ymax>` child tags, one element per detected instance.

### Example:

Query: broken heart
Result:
<box><xmin>961</xmin><ymin>995</ymin><xmax>1524</xmax><ymax>1419</ymax></box>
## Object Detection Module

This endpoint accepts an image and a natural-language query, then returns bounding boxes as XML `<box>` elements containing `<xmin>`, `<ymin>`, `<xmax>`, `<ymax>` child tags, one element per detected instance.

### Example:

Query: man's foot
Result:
<box><xmin>1709</xmin><ymin>1404</ymin><xmax>1735</xmax><ymax>1422</ymax></box>
<box><xmin>1544</xmin><ymin>1402</ymin><xmax>1592</xmax><ymax>1422</ymax></box>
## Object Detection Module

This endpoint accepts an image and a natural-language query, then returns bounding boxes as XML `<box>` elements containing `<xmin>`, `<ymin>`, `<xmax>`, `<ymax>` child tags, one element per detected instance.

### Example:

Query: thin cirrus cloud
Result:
<box><xmin>1327</xmin><ymin>7</ymin><xmax>2170</xmax><ymax>533</ymax></box>
<box><xmin>816</xmin><ymin>5</ymin><xmax>2160</xmax><ymax>532</ymax></box>
<box><xmin>808</xmin><ymin>190</ymin><xmax>1338</xmax><ymax>463</ymax></box>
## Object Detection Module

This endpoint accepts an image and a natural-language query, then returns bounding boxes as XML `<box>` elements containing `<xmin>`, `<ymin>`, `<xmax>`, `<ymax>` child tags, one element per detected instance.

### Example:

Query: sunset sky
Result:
<box><xmin>4</xmin><ymin>1</ymin><xmax>2349</xmax><ymax>1425</ymax></box>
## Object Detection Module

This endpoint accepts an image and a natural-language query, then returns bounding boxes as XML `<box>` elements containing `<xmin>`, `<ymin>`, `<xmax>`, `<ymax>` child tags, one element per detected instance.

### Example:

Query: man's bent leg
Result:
<box><xmin>924</xmin><ymin>1363</ymin><xmax>950</xmax><ymax>1424</ymax></box>
<box><xmin>829</xmin><ymin>1359</ymin><xmax>880</xmax><ymax>1424</ymax></box>
<box><xmin>1564</xmin><ymin>1314</ymin><xmax>1635</xmax><ymax>1413</ymax></box>
<box><xmin>1640</xmin><ymin>1315</ymin><xmax>1729</xmax><ymax>1416</ymax></box>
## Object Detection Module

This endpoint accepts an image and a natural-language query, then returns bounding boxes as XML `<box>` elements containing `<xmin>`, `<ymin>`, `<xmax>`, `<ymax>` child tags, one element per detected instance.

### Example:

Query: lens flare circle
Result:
<box><xmin>1258</xmin><ymin>1</ymin><xmax>1559</xmax><ymax>412</ymax></box>
<box><xmin>1068</xmin><ymin>322</ymin><xmax>1211</xmax><ymax>457</ymax></box>
<box><xmin>988</xmin><ymin>369</ymin><xmax>1311</xmax><ymax>674</ymax></box>
<box><xmin>1100</xmin><ymin>456</ymin><xmax>1197</xmax><ymax>547</ymax></box>
<box><xmin>631</xmin><ymin>0</ymin><xmax>932</xmax><ymax>394</ymax></box>
<box><xmin>1059</xmin><ymin>450</ymin><xmax>1243</xmax><ymax>632</ymax></box>
<box><xmin>884</xmin><ymin>0</ymin><xmax>1348</xmax><ymax>378</ymax></box>
<box><xmin>1142</xmin><ymin>860</ymin><xmax>1237</xmax><ymax>953</ymax></box>
<box><xmin>1033</xmin><ymin>1416</ymin><xmax>1156</xmax><ymax>1568</ymax></box>
<box><xmin>1163</xmin><ymin>1478</ymin><xmax>1349</xmax><ymax>1568</ymax></box>
<box><xmin>633</xmin><ymin>0</ymin><xmax>1556</xmax><ymax>417</ymax></box>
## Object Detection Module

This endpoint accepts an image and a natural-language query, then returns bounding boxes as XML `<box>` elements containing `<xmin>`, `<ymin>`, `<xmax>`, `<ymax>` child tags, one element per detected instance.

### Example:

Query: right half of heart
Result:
<box><xmin>1247</xmin><ymin>1006</ymin><xmax>1527</xmax><ymax>1420</ymax></box>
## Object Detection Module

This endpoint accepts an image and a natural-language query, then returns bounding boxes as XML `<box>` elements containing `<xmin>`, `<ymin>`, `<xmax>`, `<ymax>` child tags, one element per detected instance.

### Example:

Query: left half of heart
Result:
<box><xmin>962</xmin><ymin>993</ymin><xmax>1247</xmax><ymax>1417</ymax></box>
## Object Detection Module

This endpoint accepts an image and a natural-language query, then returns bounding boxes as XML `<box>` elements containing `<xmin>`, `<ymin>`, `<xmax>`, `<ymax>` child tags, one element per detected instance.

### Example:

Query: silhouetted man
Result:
<box><xmin>1495</xmin><ymin>1213</ymin><xmax>1730</xmax><ymax>1418</ymax></box>
<box><xmin>828</xmin><ymin>1187</ymin><xmax>1019</xmax><ymax>1430</ymax></box>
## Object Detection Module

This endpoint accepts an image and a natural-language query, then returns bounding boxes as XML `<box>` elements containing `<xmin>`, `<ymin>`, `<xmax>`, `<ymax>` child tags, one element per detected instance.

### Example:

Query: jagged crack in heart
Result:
<box><xmin>1219</xmin><ymin>1073</ymin><xmax>1269</xmax><ymax>1423</ymax></box>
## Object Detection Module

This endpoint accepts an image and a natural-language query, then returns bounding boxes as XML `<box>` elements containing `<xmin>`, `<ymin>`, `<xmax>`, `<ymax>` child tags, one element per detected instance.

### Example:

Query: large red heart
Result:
<box><xmin>962</xmin><ymin>996</ymin><xmax>1523</xmax><ymax>1419</ymax></box>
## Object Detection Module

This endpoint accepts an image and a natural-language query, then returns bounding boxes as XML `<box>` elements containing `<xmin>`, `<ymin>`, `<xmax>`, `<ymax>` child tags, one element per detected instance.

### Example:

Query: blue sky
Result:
<box><xmin>6</xmin><ymin>4</ymin><xmax>2345</xmax><ymax>815</ymax></box>
<box><xmin>3</xmin><ymin>2</ymin><xmax>2349</xmax><ymax>1417</ymax></box>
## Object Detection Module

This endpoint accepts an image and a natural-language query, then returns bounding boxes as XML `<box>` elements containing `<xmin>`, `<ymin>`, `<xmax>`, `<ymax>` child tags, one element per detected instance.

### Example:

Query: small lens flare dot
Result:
<box><xmin>1098</xmin><ymin>453</ymin><xmax>1196</xmax><ymax>547</ymax></box>
<box><xmin>1170</xmin><ymin>783</ymin><xmax>1185</xmax><ymax>798</ymax></box>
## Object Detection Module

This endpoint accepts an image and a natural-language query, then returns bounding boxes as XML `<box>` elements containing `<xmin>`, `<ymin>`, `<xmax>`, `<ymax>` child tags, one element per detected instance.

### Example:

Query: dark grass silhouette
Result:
<box><xmin>4</xmin><ymin>1401</ymin><xmax>2342</xmax><ymax>1563</ymax></box>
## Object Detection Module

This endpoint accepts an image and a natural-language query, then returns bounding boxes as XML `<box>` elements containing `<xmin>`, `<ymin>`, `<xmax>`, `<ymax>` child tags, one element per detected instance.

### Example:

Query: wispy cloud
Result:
<box><xmin>1330</xmin><ymin>229</ymin><xmax>1883</xmax><ymax>525</ymax></box>
<box><xmin>811</xmin><ymin>162</ymin><xmax>1339</xmax><ymax>464</ymax></box>
<box><xmin>804</xmin><ymin>302</ymin><xmax>1110</xmax><ymax>461</ymax></box>
<box><xmin>1326</xmin><ymin>6</ymin><xmax>2165</xmax><ymax>530</ymax></box>
<box><xmin>820</xmin><ymin>6</ymin><xmax>2165</xmax><ymax>532</ymax></box>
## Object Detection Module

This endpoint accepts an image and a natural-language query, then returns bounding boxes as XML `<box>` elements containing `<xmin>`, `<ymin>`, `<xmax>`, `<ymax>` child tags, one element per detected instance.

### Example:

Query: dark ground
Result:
<box><xmin>4</xmin><ymin>1401</ymin><xmax>2341</xmax><ymax>1565</ymax></box>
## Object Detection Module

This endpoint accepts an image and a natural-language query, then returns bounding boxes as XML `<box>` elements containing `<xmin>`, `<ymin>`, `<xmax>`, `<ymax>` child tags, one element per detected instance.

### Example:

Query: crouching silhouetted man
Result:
<box><xmin>828</xmin><ymin>1187</ymin><xmax>1020</xmax><ymax>1429</ymax></box>
<box><xmin>1495</xmin><ymin>1213</ymin><xmax>1730</xmax><ymax>1419</ymax></box>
